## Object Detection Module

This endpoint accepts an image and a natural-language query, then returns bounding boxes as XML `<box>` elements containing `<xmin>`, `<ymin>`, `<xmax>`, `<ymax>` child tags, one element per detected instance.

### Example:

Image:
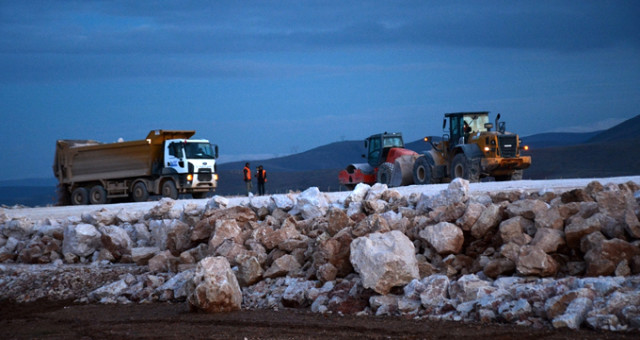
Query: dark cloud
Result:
<box><xmin>2</xmin><ymin>1</ymin><xmax>638</xmax><ymax>54</ymax></box>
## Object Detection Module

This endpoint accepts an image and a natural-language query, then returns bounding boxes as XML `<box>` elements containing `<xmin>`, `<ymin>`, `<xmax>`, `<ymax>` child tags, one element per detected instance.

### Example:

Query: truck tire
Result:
<box><xmin>89</xmin><ymin>185</ymin><xmax>108</xmax><ymax>205</ymax></box>
<box><xmin>162</xmin><ymin>180</ymin><xmax>179</xmax><ymax>200</ymax></box>
<box><xmin>71</xmin><ymin>187</ymin><xmax>89</xmax><ymax>205</ymax></box>
<box><xmin>376</xmin><ymin>162</ymin><xmax>394</xmax><ymax>185</ymax></box>
<box><xmin>412</xmin><ymin>156</ymin><xmax>433</xmax><ymax>185</ymax></box>
<box><xmin>131</xmin><ymin>182</ymin><xmax>149</xmax><ymax>202</ymax></box>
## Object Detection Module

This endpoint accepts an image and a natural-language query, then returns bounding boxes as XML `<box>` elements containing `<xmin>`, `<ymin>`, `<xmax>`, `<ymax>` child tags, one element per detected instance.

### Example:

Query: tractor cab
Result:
<box><xmin>363</xmin><ymin>132</ymin><xmax>404</xmax><ymax>168</ymax></box>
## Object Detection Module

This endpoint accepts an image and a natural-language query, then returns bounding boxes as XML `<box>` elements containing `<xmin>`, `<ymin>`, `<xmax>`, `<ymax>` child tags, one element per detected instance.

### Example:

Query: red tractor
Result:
<box><xmin>339</xmin><ymin>132</ymin><xmax>418</xmax><ymax>189</ymax></box>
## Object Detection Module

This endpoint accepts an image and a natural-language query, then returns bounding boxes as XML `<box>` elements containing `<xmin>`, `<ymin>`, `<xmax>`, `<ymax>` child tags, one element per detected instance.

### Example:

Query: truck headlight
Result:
<box><xmin>187</xmin><ymin>174</ymin><xmax>193</xmax><ymax>181</ymax></box>
<box><xmin>214</xmin><ymin>174</ymin><xmax>219</xmax><ymax>181</ymax></box>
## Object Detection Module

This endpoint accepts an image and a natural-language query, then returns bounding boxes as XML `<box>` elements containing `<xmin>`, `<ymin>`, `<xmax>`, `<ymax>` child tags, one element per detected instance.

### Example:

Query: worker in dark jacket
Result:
<box><xmin>243</xmin><ymin>162</ymin><xmax>252</xmax><ymax>196</ymax></box>
<box><xmin>256</xmin><ymin>165</ymin><xmax>267</xmax><ymax>196</ymax></box>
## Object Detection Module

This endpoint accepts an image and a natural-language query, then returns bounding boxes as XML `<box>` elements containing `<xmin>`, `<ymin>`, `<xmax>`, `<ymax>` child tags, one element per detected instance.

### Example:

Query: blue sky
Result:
<box><xmin>1</xmin><ymin>1</ymin><xmax>639</xmax><ymax>180</ymax></box>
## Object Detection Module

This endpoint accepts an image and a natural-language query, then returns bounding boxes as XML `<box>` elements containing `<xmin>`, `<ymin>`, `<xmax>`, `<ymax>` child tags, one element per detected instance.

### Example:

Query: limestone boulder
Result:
<box><xmin>352</xmin><ymin>214</ymin><xmax>390</xmax><ymax>237</ymax></box>
<box><xmin>131</xmin><ymin>246</ymin><xmax>159</xmax><ymax>265</ymax></box>
<box><xmin>165</xmin><ymin>220</ymin><xmax>192</xmax><ymax>256</ymax></box>
<box><xmin>531</xmin><ymin>228</ymin><xmax>565</xmax><ymax>253</ymax></box>
<box><xmin>499</xmin><ymin>216</ymin><xmax>533</xmax><ymax>245</ymax></box>
<box><xmin>148</xmin><ymin>250</ymin><xmax>180</xmax><ymax>272</ymax></box>
<box><xmin>62</xmin><ymin>223</ymin><xmax>101</xmax><ymax>258</ymax></box>
<box><xmin>325</xmin><ymin>207</ymin><xmax>351</xmax><ymax>236</ymax></box>
<box><xmin>99</xmin><ymin>225</ymin><xmax>132</xmax><ymax>260</ymax></box>
<box><xmin>456</xmin><ymin>202</ymin><xmax>484</xmax><ymax>231</ymax></box>
<box><xmin>291</xmin><ymin>187</ymin><xmax>329</xmax><ymax>220</ymax></box>
<box><xmin>208</xmin><ymin>219</ymin><xmax>242</xmax><ymax>251</ymax></box>
<box><xmin>419</xmin><ymin>222</ymin><xmax>464</xmax><ymax>255</ymax></box>
<box><xmin>234</xmin><ymin>254</ymin><xmax>263</xmax><ymax>287</ymax></box>
<box><xmin>350</xmin><ymin>230</ymin><xmax>419</xmax><ymax>294</ymax></box>
<box><xmin>263</xmin><ymin>254</ymin><xmax>301</xmax><ymax>279</ymax></box>
<box><xmin>193</xmin><ymin>206</ymin><xmax>257</xmax><ymax>242</ymax></box>
<box><xmin>470</xmin><ymin>204</ymin><xmax>502</xmax><ymax>239</ymax></box>
<box><xmin>584</xmin><ymin>238</ymin><xmax>640</xmax><ymax>276</ymax></box>
<box><xmin>187</xmin><ymin>256</ymin><xmax>242</xmax><ymax>313</ymax></box>
<box><xmin>516</xmin><ymin>245</ymin><xmax>558</xmax><ymax>277</ymax></box>
<box><xmin>564</xmin><ymin>213</ymin><xmax>603</xmax><ymax>249</ymax></box>
<box><xmin>416</xmin><ymin>178</ymin><xmax>469</xmax><ymax>212</ymax></box>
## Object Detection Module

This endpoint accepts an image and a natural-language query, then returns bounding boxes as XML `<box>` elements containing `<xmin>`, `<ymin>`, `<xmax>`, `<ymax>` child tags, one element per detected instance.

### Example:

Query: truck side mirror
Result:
<box><xmin>364</xmin><ymin>140</ymin><xmax>368</xmax><ymax>148</ymax></box>
<box><xmin>214</xmin><ymin>145</ymin><xmax>219</xmax><ymax>158</ymax></box>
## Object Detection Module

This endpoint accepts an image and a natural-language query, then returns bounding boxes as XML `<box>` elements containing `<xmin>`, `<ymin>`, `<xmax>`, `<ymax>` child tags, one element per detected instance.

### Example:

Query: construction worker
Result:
<box><xmin>256</xmin><ymin>165</ymin><xmax>267</xmax><ymax>195</ymax></box>
<box><xmin>243</xmin><ymin>162</ymin><xmax>252</xmax><ymax>196</ymax></box>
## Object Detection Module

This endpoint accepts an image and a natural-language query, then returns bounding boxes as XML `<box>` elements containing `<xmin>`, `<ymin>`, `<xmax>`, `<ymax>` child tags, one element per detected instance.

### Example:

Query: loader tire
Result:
<box><xmin>71</xmin><ymin>187</ymin><xmax>89</xmax><ymax>205</ymax></box>
<box><xmin>377</xmin><ymin>162</ymin><xmax>394</xmax><ymax>186</ymax></box>
<box><xmin>412</xmin><ymin>156</ymin><xmax>433</xmax><ymax>185</ymax></box>
<box><xmin>450</xmin><ymin>154</ymin><xmax>480</xmax><ymax>182</ymax></box>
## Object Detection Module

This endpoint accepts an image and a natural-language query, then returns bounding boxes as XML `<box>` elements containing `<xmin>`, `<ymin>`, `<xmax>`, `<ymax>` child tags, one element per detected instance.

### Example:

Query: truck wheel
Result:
<box><xmin>162</xmin><ymin>180</ymin><xmax>179</xmax><ymax>200</ymax></box>
<box><xmin>376</xmin><ymin>162</ymin><xmax>394</xmax><ymax>185</ymax></box>
<box><xmin>412</xmin><ymin>156</ymin><xmax>433</xmax><ymax>185</ymax></box>
<box><xmin>131</xmin><ymin>182</ymin><xmax>149</xmax><ymax>202</ymax></box>
<box><xmin>89</xmin><ymin>185</ymin><xmax>108</xmax><ymax>205</ymax></box>
<box><xmin>71</xmin><ymin>187</ymin><xmax>89</xmax><ymax>205</ymax></box>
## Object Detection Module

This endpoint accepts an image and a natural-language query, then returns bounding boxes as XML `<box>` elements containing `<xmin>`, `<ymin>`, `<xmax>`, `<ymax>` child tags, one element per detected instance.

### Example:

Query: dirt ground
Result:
<box><xmin>2</xmin><ymin>302</ymin><xmax>639</xmax><ymax>340</ymax></box>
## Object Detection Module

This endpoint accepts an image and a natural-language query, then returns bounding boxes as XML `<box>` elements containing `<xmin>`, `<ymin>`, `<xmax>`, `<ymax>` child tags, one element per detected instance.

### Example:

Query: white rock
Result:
<box><xmin>350</xmin><ymin>230</ymin><xmax>419</xmax><ymax>294</ymax></box>
<box><xmin>187</xmin><ymin>256</ymin><xmax>242</xmax><ymax>313</ymax></box>
<box><xmin>62</xmin><ymin>223</ymin><xmax>101</xmax><ymax>258</ymax></box>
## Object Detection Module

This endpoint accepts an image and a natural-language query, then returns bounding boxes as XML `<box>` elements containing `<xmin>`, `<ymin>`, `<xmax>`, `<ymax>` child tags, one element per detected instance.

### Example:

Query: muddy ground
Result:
<box><xmin>2</xmin><ymin>302</ymin><xmax>639</xmax><ymax>340</ymax></box>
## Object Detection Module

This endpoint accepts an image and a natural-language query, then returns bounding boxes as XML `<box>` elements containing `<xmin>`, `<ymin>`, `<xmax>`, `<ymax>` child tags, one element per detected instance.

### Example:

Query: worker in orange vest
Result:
<box><xmin>256</xmin><ymin>165</ymin><xmax>267</xmax><ymax>195</ymax></box>
<box><xmin>243</xmin><ymin>162</ymin><xmax>252</xmax><ymax>196</ymax></box>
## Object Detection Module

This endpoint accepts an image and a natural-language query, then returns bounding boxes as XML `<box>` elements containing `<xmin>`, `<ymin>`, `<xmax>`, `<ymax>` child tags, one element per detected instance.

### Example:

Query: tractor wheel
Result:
<box><xmin>131</xmin><ymin>182</ymin><xmax>149</xmax><ymax>202</ymax></box>
<box><xmin>162</xmin><ymin>180</ymin><xmax>179</xmax><ymax>200</ymax></box>
<box><xmin>89</xmin><ymin>185</ymin><xmax>108</xmax><ymax>205</ymax></box>
<box><xmin>376</xmin><ymin>162</ymin><xmax>394</xmax><ymax>185</ymax></box>
<box><xmin>412</xmin><ymin>156</ymin><xmax>433</xmax><ymax>185</ymax></box>
<box><xmin>71</xmin><ymin>187</ymin><xmax>89</xmax><ymax>205</ymax></box>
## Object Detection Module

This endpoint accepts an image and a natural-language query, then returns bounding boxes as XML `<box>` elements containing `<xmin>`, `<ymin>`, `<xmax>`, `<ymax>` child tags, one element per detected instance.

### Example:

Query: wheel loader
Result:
<box><xmin>412</xmin><ymin>112</ymin><xmax>531</xmax><ymax>184</ymax></box>
<box><xmin>338</xmin><ymin>132</ymin><xmax>418</xmax><ymax>189</ymax></box>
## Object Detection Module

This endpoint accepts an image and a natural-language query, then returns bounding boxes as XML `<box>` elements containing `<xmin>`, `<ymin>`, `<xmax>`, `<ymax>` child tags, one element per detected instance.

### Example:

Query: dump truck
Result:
<box><xmin>53</xmin><ymin>130</ymin><xmax>219</xmax><ymax>205</ymax></box>
<box><xmin>338</xmin><ymin>132</ymin><xmax>418</xmax><ymax>189</ymax></box>
<box><xmin>412</xmin><ymin>112</ymin><xmax>531</xmax><ymax>184</ymax></box>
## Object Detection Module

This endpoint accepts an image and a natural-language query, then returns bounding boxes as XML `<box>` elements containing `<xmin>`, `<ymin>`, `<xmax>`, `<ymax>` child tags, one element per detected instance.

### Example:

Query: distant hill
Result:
<box><xmin>217</xmin><ymin>140</ymin><xmax>365</xmax><ymax>172</ymax></box>
<box><xmin>587</xmin><ymin>114</ymin><xmax>640</xmax><ymax>143</ymax></box>
<box><xmin>521</xmin><ymin>131</ymin><xmax>602</xmax><ymax>149</ymax></box>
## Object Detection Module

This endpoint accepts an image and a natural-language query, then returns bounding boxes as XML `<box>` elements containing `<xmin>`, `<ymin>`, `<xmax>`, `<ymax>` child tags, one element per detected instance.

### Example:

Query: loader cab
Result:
<box><xmin>444</xmin><ymin>112</ymin><xmax>492</xmax><ymax>147</ymax></box>
<box><xmin>363</xmin><ymin>132</ymin><xmax>404</xmax><ymax>168</ymax></box>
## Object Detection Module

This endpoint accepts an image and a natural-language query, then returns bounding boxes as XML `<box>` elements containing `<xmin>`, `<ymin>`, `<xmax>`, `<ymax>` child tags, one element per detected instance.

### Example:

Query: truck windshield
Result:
<box><xmin>184</xmin><ymin>142</ymin><xmax>215</xmax><ymax>159</ymax></box>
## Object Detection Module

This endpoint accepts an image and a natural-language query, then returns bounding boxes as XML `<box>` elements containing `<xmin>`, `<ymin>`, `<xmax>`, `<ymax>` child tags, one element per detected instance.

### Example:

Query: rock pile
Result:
<box><xmin>1</xmin><ymin>179</ymin><xmax>640</xmax><ymax>331</ymax></box>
